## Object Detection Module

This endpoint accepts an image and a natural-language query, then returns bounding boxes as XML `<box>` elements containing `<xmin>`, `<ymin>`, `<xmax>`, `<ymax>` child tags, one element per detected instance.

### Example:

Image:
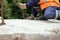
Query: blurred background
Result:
<box><xmin>0</xmin><ymin>0</ymin><xmax>32</xmax><ymax>19</ymax></box>
<box><xmin>0</xmin><ymin>0</ymin><xmax>60</xmax><ymax>20</ymax></box>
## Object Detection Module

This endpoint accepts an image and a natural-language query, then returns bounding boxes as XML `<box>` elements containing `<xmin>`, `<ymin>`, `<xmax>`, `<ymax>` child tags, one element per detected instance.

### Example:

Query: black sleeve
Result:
<box><xmin>26</xmin><ymin>0</ymin><xmax>39</xmax><ymax>9</ymax></box>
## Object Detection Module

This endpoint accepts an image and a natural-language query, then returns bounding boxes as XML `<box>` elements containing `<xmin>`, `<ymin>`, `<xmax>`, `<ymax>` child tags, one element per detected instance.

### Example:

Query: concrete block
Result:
<box><xmin>0</xmin><ymin>34</ymin><xmax>13</xmax><ymax>40</ymax></box>
<box><xmin>13</xmin><ymin>33</ymin><xmax>26</xmax><ymax>40</ymax></box>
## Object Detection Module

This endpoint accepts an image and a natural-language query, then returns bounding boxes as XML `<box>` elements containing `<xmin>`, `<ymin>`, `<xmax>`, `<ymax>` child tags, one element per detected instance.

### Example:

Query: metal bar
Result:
<box><xmin>0</xmin><ymin>0</ymin><xmax>5</xmax><ymax>25</ymax></box>
<box><xmin>13</xmin><ymin>0</ymin><xmax>25</xmax><ymax>19</ymax></box>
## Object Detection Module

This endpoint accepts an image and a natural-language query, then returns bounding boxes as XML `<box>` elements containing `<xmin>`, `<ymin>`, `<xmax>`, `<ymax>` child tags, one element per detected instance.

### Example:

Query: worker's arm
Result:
<box><xmin>17</xmin><ymin>0</ymin><xmax>39</xmax><ymax>9</ymax></box>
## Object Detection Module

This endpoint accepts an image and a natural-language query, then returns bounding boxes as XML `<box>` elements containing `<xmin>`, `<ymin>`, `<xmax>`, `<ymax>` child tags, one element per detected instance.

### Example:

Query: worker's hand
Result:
<box><xmin>16</xmin><ymin>3</ymin><xmax>27</xmax><ymax>9</ymax></box>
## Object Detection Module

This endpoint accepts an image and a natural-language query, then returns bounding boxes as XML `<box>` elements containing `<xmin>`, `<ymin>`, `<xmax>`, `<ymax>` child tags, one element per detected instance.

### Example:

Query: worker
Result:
<box><xmin>17</xmin><ymin>0</ymin><xmax>60</xmax><ymax>20</ymax></box>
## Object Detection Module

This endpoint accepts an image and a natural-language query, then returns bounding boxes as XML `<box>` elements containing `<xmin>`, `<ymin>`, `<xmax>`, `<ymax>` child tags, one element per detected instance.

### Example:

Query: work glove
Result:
<box><xmin>16</xmin><ymin>3</ymin><xmax>27</xmax><ymax>9</ymax></box>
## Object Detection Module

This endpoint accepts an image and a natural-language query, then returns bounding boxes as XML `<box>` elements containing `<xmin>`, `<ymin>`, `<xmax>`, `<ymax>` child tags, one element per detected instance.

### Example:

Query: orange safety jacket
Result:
<box><xmin>38</xmin><ymin>0</ymin><xmax>60</xmax><ymax>10</ymax></box>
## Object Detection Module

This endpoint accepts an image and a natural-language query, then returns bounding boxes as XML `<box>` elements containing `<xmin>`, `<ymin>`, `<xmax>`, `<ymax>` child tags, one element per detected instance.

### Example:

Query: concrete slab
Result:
<box><xmin>0</xmin><ymin>19</ymin><xmax>60</xmax><ymax>40</ymax></box>
<box><xmin>0</xmin><ymin>19</ymin><xmax>60</xmax><ymax>34</ymax></box>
